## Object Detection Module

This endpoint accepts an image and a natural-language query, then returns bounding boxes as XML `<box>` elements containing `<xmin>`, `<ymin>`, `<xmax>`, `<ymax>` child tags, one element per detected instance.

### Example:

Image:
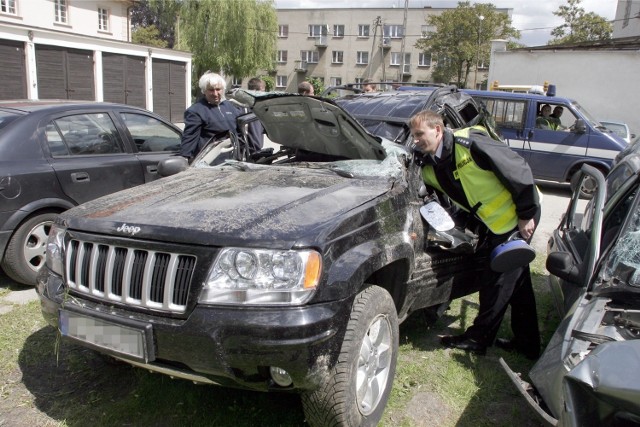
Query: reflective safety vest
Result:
<box><xmin>421</xmin><ymin>128</ymin><xmax>518</xmax><ymax>234</ymax></box>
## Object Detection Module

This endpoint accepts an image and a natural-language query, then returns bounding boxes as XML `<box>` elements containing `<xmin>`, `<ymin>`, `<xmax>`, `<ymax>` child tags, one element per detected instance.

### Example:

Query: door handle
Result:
<box><xmin>146</xmin><ymin>165</ymin><xmax>158</xmax><ymax>174</ymax></box>
<box><xmin>71</xmin><ymin>172</ymin><xmax>90</xmax><ymax>182</ymax></box>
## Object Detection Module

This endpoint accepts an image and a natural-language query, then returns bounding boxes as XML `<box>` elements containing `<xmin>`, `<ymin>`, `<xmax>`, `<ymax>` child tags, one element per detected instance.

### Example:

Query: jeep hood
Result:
<box><xmin>229</xmin><ymin>89</ymin><xmax>386</xmax><ymax>160</ymax></box>
<box><xmin>63</xmin><ymin>165</ymin><xmax>396</xmax><ymax>247</ymax></box>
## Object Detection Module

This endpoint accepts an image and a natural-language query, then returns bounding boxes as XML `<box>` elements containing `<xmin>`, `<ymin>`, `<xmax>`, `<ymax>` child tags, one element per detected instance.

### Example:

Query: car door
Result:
<box><xmin>44</xmin><ymin>110</ymin><xmax>145</xmax><ymax>204</ymax></box>
<box><xmin>546</xmin><ymin>164</ymin><xmax>607</xmax><ymax>316</ymax></box>
<box><xmin>118</xmin><ymin>111</ymin><xmax>182</xmax><ymax>182</ymax></box>
<box><xmin>527</xmin><ymin>104</ymin><xmax>588</xmax><ymax>182</ymax></box>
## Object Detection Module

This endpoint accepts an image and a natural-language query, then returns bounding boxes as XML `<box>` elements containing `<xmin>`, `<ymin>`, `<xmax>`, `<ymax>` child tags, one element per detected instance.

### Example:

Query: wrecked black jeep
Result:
<box><xmin>37</xmin><ymin>87</ymin><xmax>488</xmax><ymax>426</ymax></box>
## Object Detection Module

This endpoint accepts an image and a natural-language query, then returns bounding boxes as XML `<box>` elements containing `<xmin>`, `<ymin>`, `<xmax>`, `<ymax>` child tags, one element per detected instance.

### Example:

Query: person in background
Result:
<box><xmin>246</xmin><ymin>77</ymin><xmax>266</xmax><ymax>153</ymax></box>
<box><xmin>298</xmin><ymin>81</ymin><xmax>314</xmax><ymax>96</ymax></box>
<box><xmin>409</xmin><ymin>110</ymin><xmax>542</xmax><ymax>360</ymax></box>
<box><xmin>549</xmin><ymin>106</ymin><xmax>564</xmax><ymax>130</ymax></box>
<box><xmin>536</xmin><ymin>104</ymin><xmax>556</xmax><ymax>130</ymax></box>
<box><xmin>362</xmin><ymin>79</ymin><xmax>377</xmax><ymax>93</ymax></box>
<box><xmin>180</xmin><ymin>72</ymin><xmax>242</xmax><ymax>161</ymax></box>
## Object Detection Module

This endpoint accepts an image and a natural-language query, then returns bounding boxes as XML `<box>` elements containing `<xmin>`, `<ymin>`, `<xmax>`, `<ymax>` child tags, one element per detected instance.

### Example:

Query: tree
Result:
<box><xmin>131</xmin><ymin>0</ymin><xmax>180</xmax><ymax>48</ymax></box>
<box><xmin>415</xmin><ymin>1</ymin><xmax>519</xmax><ymax>88</ymax></box>
<box><xmin>132</xmin><ymin>25</ymin><xmax>168</xmax><ymax>48</ymax></box>
<box><xmin>549</xmin><ymin>0</ymin><xmax>612</xmax><ymax>44</ymax></box>
<box><xmin>179</xmin><ymin>0</ymin><xmax>278</xmax><ymax>81</ymax></box>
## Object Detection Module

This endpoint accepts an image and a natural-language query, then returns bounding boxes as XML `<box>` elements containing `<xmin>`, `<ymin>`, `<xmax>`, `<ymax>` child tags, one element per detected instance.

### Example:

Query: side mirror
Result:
<box><xmin>546</xmin><ymin>251</ymin><xmax>582</xmax><ymax>284</ymax></box>
<box><xmin>158</xmin><ymin>156</ymin><xmax>188</xmax><ymax>177</ymax></box>
<box><xmin>572</xmin><ymin>119</ymin><xmax>587</xmax><ymax>134</ymax></box>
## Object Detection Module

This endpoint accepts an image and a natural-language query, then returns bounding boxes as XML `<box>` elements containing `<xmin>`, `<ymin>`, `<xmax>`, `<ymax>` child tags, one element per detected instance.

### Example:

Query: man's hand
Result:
<box><xmin>518</xmin><ymin>218</ymin><xmax>535</xmax><ymax>240</ymax></box>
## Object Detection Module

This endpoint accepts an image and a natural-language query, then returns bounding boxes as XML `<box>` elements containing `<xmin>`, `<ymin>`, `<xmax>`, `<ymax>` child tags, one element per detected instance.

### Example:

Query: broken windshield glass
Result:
<box><xmin>600</xmin><ymin>193</ymin><xmax>640</xmax><ymax>290</ymax></box>
<box><xmin>192</xmin><ymin>138</ymin><xmax>406</xmax><ymax>180</ymax></box>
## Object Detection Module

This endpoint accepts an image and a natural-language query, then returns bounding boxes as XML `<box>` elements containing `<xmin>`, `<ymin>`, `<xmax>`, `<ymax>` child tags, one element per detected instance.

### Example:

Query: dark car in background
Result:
<box><xmin>501</xmin><ymin>155</ymin><xmax>640</xmax><ymax>426</ymax></box>
<box><xmin>0</xmin><ymin>100</ymin><xmax>182</xmax><ymax>285</ymax></box>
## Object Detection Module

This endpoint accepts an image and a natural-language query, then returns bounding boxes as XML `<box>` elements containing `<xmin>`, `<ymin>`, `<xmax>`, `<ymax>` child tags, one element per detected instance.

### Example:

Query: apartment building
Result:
<box><xmin>0</xmin><ymin>0</ymin><xmax>191</xmax><ymax>122</ymax></box>
<box><xmin>272</xmin><ymin>6</ymin><xmax>511</xmax><ymax>92</ymax></box>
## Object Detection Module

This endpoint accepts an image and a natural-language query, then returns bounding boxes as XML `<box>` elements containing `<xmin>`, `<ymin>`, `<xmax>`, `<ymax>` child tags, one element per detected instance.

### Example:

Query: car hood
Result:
<box><xmin>229</xmin><ymin>89</ymin><xmax>386</xmax><ymax>161</ymax></box>
<box><xmin>61</xmin><ymin>166</ymin><xmax>395</xmax><ymax>248</ymax></box>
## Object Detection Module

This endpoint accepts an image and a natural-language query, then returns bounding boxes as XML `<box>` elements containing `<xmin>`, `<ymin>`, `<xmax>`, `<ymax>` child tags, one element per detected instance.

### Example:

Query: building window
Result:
<box><xmin>384</xmin><ymin>25</ymin><xmax>404</xmax><ymax>39</ymax></box>
<box><xmin>54</xmin><ymin>0</ymin><xmax>67</xmax><ymax>23</ymax></box>
<box><xmin>309</xmin><ymin>24</ymin><xmax>327</xmax><ymax>37</ymax></box>
<box><xmin>1</xmin><ymin>0</ymin><xmax>17</xmax><ymax>15</ymax></box>
<box><xmin>356</xmin><ymin>51</ymin><xmax>369</xmax><ymax>65</ymax></box>
<box><xmin>277</xmin><ymin>50</ymin><xmax>287</xmax><ymax>63</ymax></box>
<box><xmin>332</xmin><ymin>51</ymin><xmax>343</xmax><ymax>64</ymax></box>
<box><xmin>421</xmin><ymin>25</ymin><xmax>435</xmax><ymax>38</ymax></box>
<box><xmin>333</xmin><ymin>25</ymin><xmax>344</xmax><ymax>37</ymax></box>
<box><xmin>418</xmin><ymin>52</ymin><xmax>432</xmax><ymax>67</ymax></box>
<box><xmin>358</xmin><ymin>25</ymin><xmax>370</xmax><ymax>37</ymax></box>
<box><xmin>98</xmin><ymin>8</ymin><xmax>109</xmax><ymax>31</ymax></box>
<box><xmin>301</xmin><ymin>50</ymin><xmax>319</xmax><ymax>64</ymax></box>
<box><xmin>276</xmin><ymin>75</ymin><xmax>287</xmax><ymax>88</ymax></box>
<box><xmin>330</xmin><ymin>77</ymin><xmax>342</xmax><ymax>86</ymax></box>
<box><xmin>278</xmin><ymin>25</ymin><xmax>289</xmax><ymax>37</ymax></box>
<box><xmin>390</xmin><ymin>52</ymin><xmax>401</xmax><ymax>66</ymax></box>
<box><xmin>355</xmin><ymin>77</ymin><xmax>364</xmax><ymax>85</ymax></box>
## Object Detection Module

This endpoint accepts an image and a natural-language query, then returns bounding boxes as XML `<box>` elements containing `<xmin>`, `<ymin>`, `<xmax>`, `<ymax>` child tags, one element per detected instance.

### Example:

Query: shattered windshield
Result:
<box><xmin>193</xmin><ymin>138</ymin><xmax>407</xmax><ymax>180</ymax></box>
<box><xmin>598</xmin><ymin>192</ymin><xmax>640</xmax><ymax>292</ymax></box>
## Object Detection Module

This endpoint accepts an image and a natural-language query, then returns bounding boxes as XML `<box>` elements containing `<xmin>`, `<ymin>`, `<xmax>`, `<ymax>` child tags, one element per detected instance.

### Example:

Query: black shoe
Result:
<box><xmin>440</xmin><ymin>335</ymin><xmax>487</xmax><ymax>355</ymax></box>
<box><xmin>495</xmin><ymin>338</ymin><xmax>539</xmax><ymax>360</ymax></box>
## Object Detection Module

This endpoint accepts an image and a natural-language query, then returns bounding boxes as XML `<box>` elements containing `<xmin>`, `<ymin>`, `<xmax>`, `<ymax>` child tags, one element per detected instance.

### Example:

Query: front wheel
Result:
<box><xmin>302</xmin><ymin>285</ymin><xmax>399</xmax><ymax>427</ymax></box>
<box><xmin>1</xmin><ymin>212</ymin><xmax>58</xmax><ymax>285</ymax></box>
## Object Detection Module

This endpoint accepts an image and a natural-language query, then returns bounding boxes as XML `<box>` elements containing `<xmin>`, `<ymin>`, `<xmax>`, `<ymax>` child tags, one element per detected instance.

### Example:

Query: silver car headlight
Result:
<box><xmin>199</xmin><ymin>248</ymin><xmax>322</xmax><ymax>305</ymax></box>
<box><xmin>45</xmin><ymin>224</ymin><xmax>67</xmax><ymax>276</ymax></box>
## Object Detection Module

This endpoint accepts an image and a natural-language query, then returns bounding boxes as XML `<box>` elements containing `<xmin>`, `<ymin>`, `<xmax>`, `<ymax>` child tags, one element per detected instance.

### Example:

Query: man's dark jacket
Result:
<box><xmin>423</xmin><ymin>128</ymin><xmax>540</xmax><ymax>227</ymax></box>
<box><xmin>180</xmin><ymin>98</ymin><xmax>242</xmax><ymax>159</ymax></box>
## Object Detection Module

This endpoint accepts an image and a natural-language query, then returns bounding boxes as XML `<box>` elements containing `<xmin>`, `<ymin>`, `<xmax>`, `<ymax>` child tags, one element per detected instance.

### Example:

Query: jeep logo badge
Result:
<box><xmin>116</xmin><ymin>223</ymin><xmax>141</xmax><ymax>236</ymax></box>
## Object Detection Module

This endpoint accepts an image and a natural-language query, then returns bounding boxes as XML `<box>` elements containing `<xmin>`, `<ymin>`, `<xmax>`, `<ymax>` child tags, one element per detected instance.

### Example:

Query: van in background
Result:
<box><xmin>463</xmin><ymin>89</ymin><xmax>627</xmax><ymax>197</ymax></box>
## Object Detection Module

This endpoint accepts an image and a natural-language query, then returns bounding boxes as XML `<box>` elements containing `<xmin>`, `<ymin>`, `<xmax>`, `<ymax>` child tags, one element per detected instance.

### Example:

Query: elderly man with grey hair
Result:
<box><xmin>180</xmin><ymin>72</ymin><xmax>242</xmax><ymax>161</ymax></box>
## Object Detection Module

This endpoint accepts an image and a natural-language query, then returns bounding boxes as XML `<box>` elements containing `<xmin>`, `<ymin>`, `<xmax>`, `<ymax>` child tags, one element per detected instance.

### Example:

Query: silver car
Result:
<box><xmin>501</xmin><ymin>155</ymin><xmax>640</xmax><ymax>426</ymax></box>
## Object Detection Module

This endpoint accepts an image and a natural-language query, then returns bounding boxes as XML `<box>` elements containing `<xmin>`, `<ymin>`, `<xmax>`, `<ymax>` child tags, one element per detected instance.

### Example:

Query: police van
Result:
<box><xmin>463</xmin><ymin>88</ymin><xmax>627</xmax><ymax>196</ymax></box>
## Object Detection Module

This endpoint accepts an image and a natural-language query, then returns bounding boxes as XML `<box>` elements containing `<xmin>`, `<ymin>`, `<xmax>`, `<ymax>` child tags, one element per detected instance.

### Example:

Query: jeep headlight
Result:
<box><xmin>45</xmin><ymin>224</ymin><xmax>66</xmax><ymax>276</ymax></box>
<box><xmin>199</xmin><ymin>248</ymin><xmax>322</xmax><ymax>305</ymax></box>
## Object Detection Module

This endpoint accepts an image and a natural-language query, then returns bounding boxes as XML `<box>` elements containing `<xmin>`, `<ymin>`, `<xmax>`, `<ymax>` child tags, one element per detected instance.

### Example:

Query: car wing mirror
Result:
<box><xmin>572</xmin><ymin>119</ymin><xmax>587</xmax><ymax>134</ymax></box>
<box><xmin>546</xmin><ymin>251</ymin><xmax>582</xmax><ymax>284</ymax></box>
<box><xmin>158</xmin><ymin>156</ymin><xmax>188</xmax><ymax>177</ymax></box>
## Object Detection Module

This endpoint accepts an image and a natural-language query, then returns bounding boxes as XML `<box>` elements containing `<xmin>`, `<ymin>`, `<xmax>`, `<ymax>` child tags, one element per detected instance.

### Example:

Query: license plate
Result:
<box><xmin>59</xmin><ymin>309</ymin><xmax>152</xmax><ymax>362</ymax></box>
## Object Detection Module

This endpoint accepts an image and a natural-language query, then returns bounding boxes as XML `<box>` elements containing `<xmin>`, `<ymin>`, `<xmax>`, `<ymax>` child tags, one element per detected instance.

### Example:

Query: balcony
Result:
<box><xmin>294</xmin><ymin>60</ymin><xmax>308</xmax><ymax>72</ymax></box>
<box><xmin>401</xmin><ymin>64</ymin><xmax>411</xmax><ymax>76</ymax></box>
<box><xmin>315</xmin><ymin>34</ymin><xmax>328</xmax><ymax>48</ymax></box>
<box><xmin>381</xmin><ymin>37</ymin><xmax>391</xmax><ymax>49</ymax></box>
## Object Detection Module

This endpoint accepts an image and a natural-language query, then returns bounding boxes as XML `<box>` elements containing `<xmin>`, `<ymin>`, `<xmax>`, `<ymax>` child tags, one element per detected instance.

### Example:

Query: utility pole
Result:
<box><xmin>368</xmin><ymin>16</ymin><xmax>382</xmax><ymax>80</ymax></box>
<box><xmin>473</xmin><ymin>15</ymin><xmax>485</xmax><ymax>89</ymax></box>
<box><xmin>397</xmin><ymin>0</ymin><xmax>409</xmax><ymax>82</ymax></box>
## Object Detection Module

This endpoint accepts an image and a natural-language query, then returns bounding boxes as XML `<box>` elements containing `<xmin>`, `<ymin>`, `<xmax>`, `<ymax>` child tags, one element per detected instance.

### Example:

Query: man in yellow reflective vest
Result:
<box><xmin>410</xmin><ymin>110</ymin><xmax>541</xmax><ymax>359</ymax></box>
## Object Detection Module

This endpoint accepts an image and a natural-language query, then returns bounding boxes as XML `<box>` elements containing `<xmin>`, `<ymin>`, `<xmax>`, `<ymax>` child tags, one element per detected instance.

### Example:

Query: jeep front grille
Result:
<box><xmin>66</xmin><ymin>239</ymin><xmax>196</xmax><ymax>313</ymax></box>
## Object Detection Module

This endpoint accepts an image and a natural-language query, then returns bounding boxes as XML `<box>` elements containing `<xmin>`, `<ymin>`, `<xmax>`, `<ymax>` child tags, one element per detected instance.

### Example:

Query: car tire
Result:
<box><xmin>1</xmin><ymin>212</ymin><xmax>58</xmax><ymax>286</ymax></box>
<box><xmin>301</xmin><ymin>285</ymin><xmax>398</xmax><ymax>427</ymax></box>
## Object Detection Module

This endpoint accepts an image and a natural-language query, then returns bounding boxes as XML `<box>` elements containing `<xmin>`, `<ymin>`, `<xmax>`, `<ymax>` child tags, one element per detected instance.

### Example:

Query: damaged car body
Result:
<box><xmin>501</xmin><ymin>156</ymin><xmax>640</xmax><ymax>426</ymax></box>
<box><xmin>37</xmin><ymin>88</ymin><xmax>489</xmax><ymax>426</ymax></box>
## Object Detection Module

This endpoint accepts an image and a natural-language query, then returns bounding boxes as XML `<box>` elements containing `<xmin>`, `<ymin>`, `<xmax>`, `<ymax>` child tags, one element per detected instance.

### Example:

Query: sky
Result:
<box><xmin>273</xmin><ymin>0</ymin><xmax>619</xmax><ymax>46</ymax></box>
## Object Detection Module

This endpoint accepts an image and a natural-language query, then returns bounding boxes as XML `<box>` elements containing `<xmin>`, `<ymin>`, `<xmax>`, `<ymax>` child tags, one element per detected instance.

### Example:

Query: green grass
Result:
<box><xmin>0</xmin><ymin>258</ymin><xmax>558</xmax><ymax>426</ymax></box>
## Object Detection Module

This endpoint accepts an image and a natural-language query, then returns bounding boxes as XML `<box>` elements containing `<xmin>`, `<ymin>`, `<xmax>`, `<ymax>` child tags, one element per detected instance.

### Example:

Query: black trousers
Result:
<box><xmin>463</xmin><ymin>209</ymin><xmax>541</xmax><ymax>354</ymax></box>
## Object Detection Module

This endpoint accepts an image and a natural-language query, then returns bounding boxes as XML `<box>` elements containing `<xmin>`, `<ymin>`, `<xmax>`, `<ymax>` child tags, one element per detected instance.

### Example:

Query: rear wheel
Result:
<box><xmin>1</xmin><ymin>212</ymin><xmax>58</xmax><ymax>285</ymax></box>
<box><xmin>302</xmin><ymin>285</ymin><xmax>398</xmax><ymax>427</ymax></box>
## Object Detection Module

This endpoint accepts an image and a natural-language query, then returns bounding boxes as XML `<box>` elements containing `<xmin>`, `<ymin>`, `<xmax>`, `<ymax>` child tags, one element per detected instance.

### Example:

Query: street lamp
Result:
<box><xmin>473</xmin><ymin>15</ymin><xmax>485</xmax><ymax>89</ymax></box>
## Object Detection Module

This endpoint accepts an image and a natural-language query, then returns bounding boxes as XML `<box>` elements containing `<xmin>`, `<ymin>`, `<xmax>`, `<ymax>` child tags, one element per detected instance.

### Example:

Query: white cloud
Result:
<box><xmin>274</xmin><ymin>0</ymin><xmax>619</xmax><ymax>46</ymax></box>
